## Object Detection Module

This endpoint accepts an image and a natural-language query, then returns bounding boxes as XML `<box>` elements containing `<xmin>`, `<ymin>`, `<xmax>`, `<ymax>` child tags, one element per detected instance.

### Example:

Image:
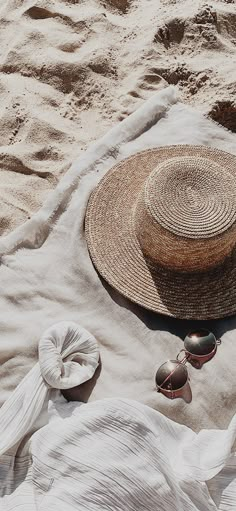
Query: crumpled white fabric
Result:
<box><xmin>2</xmin><ymin>393</ymin><xmax>236</xmax><ymax>510</ymax></box>
<box><xmin>0</xmin><ymin>321</ymin><xmax>99</xmax><ymax>456</ymax></box>
<box><xmin>1</xmin><ymin>322</ymin><xmax>236</xmax><ymax>510</ymax></box>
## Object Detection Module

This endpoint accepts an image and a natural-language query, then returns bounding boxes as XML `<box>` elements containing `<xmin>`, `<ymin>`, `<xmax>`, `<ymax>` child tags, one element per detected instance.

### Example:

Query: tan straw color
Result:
<box><xmin>85</xmin><ymin>145</ymin><xmax>236</xmax><ymax>320</ymax></box>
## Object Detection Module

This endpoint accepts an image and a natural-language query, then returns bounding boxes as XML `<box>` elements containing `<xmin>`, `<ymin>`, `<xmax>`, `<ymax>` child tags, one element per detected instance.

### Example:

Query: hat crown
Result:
<box><xmin>135</xmin><ymin>156</ymin><xmax>236</xmax><ymax>272</ymax></box>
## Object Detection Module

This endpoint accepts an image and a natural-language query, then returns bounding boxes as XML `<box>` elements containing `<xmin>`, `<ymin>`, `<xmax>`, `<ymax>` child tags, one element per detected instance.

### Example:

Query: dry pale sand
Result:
<box><xmin>0</xmin><ymin>0</ymin><xmax>236</xmax><ymax>235</ymax></box>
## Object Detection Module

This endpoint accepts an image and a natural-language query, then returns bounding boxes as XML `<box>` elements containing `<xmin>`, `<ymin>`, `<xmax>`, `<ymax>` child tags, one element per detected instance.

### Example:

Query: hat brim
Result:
<box><xmin>85</xmin><ymin>145</ymin><xmax>236</xmax><ymax>320</ymax></box>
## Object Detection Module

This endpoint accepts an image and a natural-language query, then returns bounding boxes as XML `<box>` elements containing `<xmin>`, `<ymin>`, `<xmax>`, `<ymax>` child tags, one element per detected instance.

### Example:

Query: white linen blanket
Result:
<box><xmin>0</xmin><ymin>85</ymin><xmax>236</xmax><ymax>438</ymax></box>
<box><xmin>1</xmin><ymin>320</ymin><xmax>236</xmax><ymax>510</ymax></box>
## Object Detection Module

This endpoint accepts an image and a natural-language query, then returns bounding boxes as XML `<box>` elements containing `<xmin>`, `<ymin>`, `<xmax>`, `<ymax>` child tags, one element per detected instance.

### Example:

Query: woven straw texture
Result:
<box><xmin>85</xmin><ymin>145</ymin><xmax>236</xmax><ymax>320</ymax></box>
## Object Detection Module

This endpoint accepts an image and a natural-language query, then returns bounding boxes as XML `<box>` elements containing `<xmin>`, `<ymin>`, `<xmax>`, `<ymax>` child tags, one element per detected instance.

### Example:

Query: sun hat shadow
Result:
<box><xmin>101</xmin><ymin>273</ymin><xmax>235</xmax><ymax>342</ymax></box>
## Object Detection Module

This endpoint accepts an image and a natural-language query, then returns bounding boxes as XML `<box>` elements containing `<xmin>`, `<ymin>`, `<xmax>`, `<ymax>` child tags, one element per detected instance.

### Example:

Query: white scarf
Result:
<box><xmin>0</xmin><ymin>321</ymin><xmax>99</xmax><ymax>455</ymax></box>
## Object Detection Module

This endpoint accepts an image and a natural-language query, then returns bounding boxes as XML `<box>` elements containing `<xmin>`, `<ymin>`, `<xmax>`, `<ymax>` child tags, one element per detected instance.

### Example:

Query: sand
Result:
<box><xmin>0</xmin><ymin>0</ymin><xmax>236</xmax><ymax>235</ymax></box>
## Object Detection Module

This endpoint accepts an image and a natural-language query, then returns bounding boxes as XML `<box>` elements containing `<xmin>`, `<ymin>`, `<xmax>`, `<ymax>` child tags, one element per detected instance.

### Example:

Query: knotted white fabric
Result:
<box><xmin>0</xmin><ymin>321</ymin><xmax>99</xmax><ymax>456</ymax></box>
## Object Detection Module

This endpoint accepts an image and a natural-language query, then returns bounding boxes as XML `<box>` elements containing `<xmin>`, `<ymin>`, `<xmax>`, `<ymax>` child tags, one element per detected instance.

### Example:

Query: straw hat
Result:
<box><xmin>85</xmin><ymin>145</ymin><xmax>236</xmax><ymax>320</ymax></box>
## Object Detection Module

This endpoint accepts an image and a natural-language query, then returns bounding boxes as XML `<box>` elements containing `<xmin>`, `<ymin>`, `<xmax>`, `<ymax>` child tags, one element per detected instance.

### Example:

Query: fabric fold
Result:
<box><xmin>0</xmin><ymin>321</ymin><xmax>99</xmax><ymax>456</ymax></box>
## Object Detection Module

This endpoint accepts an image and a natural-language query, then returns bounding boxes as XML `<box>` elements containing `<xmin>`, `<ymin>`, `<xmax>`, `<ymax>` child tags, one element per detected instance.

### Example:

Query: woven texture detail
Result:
<box><xmin>85</xmin><ymin>145</ymin><xmax>236</xmax><ymax>319</ymax></box>
<box><xmin>145</xmin><ymin>157</ymin><xmax>236</xmax><ymax>238</ymax></box>
<box><xmin>135</xmin><ymin>156</ymin><xmax>236</xmax><ymax>271</ymax></box>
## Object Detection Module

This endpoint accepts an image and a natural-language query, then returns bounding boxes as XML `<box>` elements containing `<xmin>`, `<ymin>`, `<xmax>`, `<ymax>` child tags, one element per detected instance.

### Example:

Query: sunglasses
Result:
<box><xmin>155</xmin><ymin>329</ymin><xmax>221</xmax><ymax>399</ymax></box>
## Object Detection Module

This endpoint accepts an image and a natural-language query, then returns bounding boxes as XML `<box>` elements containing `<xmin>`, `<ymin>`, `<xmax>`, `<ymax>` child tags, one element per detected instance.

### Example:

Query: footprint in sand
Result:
<box><xmin>100</xmin><ymin>0</ymin><xmax>132</xmax><ymax>13</ymax></box>
<box><xmin>154</xmin><ymin>18</ymin><xmax>185</xmax><ymax>49</ymax></box>
<box><xmin>116</xmin><ymin>68</ymin><xmax>168</xmax><ymax>120</ymax></box>
<box><xmin>208</xmin><ymin>100</ymin><xmax>236</xmax><ymax>133</ymax></box>
<box><xmin>25</xmin><ymin>6</ymin><xmax>56</xmax><ymax>19</ymax></box>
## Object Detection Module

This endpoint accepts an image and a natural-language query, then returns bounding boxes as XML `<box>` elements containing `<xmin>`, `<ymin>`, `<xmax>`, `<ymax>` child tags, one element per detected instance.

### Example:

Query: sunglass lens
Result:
<box><xmin>155</xmin><ymin>360</ymin><xmax>188</xmax><ymax>392</ymax></box>
<box><xmin>184</xmin><ymin>329</ymin><xmax>216</xmax><ymax>356</ymax></box>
